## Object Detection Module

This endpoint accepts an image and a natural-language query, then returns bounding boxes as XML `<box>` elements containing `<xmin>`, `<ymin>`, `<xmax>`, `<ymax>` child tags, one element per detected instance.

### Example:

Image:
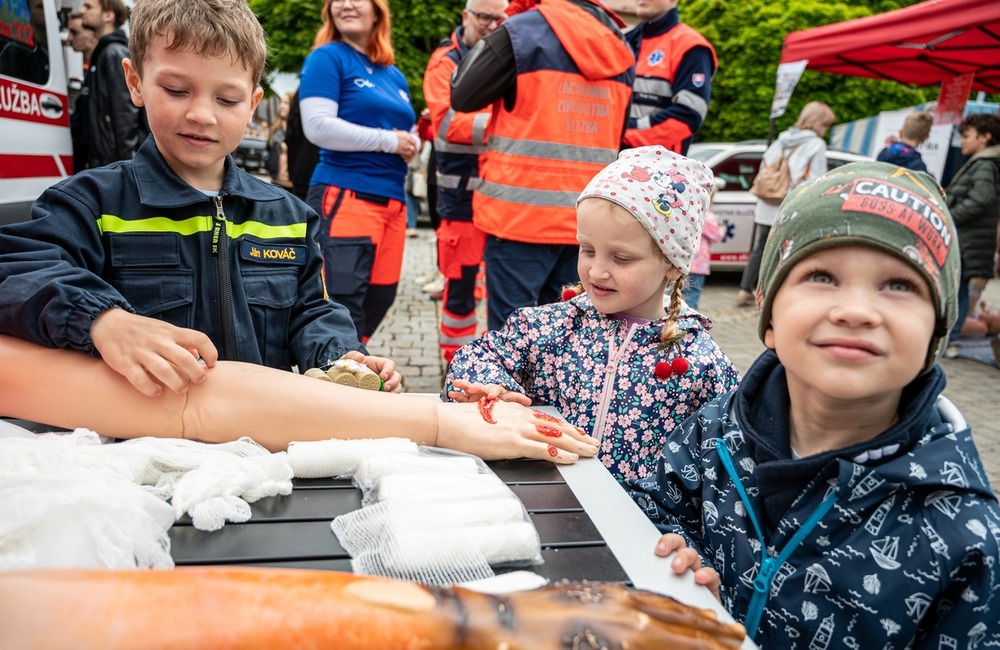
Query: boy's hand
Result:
<box><xmin>90</xmin><ymin>308</ymin><xmax>218</xmax><ymax>397</ymax></box>
<box><xmin>448</xmin><ymin>378</ymin><xmax>531</xmax><ymax>406</ymax></box>
<box><xmin>654</xmin><ymin>533</ymin><xmax>722</xmax><ymax>602</ymax></box>
<box><xmin>339</xmin><ymin>351</ymin><xmax>402</xmax><ymax>393</ymax></box>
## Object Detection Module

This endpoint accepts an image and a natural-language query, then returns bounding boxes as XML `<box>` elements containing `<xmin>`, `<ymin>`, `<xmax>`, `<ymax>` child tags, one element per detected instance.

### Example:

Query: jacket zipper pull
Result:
<box><xmin>212</xmin><ymin>196</ymin><xmax>237</xmax><ymax>360</ymax></box>
<box><xmin>212</xmin><ymin>196</ymin><xmax>225</xmax><ymax>255</ymax></box>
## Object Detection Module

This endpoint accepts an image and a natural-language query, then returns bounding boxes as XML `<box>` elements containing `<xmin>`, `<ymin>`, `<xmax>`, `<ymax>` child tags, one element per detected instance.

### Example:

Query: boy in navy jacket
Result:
<box><xmin>630</xmin><ymin>162</ymin><xmax>1000</xmax><ymax>647</ymax></box>
<box><xmin>0</xmin><ymin>0</ymin><xmax>400</xmax><ymax>397</ymax></box>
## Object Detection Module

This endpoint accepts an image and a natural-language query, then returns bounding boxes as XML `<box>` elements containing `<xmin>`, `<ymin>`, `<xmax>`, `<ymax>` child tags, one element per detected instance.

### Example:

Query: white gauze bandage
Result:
<box><xmin>354</xmin><ymin>452</ymin><xmax>480</xmax><ymax>492</ymax></box>
<box><xmin>374</xmin><ymin>472</ymin><xmax>514</xmax><ymax>503</ymax></box>
<box><xmin>287</xmin><ymin>438</ymin><xmax>418</xmax><ymax>478</ymax></box>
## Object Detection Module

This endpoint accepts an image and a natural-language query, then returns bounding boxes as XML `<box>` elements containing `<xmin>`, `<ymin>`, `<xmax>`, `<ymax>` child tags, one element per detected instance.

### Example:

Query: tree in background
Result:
<box><xmin>253</xmin><ymin>0</ymin><xmax>989</xmax><ymax>145</ymax></box>
<box><xmin>684</xmin><ymin>0</ymin><xmax>939</xmax><ymax>142</ymax></box>
<box><xmin>251</xmin><ymin>0</ymin><xmax>464</xmax><ymax>109</ymax></box>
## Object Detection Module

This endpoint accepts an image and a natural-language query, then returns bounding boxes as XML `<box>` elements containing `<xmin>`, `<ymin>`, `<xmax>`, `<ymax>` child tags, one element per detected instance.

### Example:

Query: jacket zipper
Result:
<box><xmin>212</xmin><ymin>196</ymin><xmax>237</xmax><ymax>360</ymax></box>
<box><xmin>591</xmin><ymin>322</ymin><xmax>637</xmax><ymax>443</ymax></box>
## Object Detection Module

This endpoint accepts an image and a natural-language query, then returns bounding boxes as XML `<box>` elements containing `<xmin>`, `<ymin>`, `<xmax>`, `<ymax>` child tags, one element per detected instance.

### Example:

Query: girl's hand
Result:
<box><xmin>654</xmin><ymin>534</ymin><xmax>722</xmax><ymax>602</ymax></box>
<box><xmin>448</xmin><ymin>378</ymin><xmax>531</xmax><ymax>406</ymax></box>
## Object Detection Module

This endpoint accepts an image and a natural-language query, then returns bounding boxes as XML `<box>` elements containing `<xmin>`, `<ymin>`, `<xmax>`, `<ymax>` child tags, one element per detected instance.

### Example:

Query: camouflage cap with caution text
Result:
<box><xmin>756</xmin><ymin>161</ymin><xmax>960</xmax><ymax>374</ymax></box>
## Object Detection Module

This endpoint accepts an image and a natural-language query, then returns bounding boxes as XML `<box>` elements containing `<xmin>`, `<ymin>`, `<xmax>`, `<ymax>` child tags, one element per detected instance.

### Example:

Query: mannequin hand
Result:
<box><xmin>435</xmin><ymin>400</ymin><xmax>598</xmax><ymax>464</ymax></box>
<box><xmin>448</xmin><ymin>378</ymin><xmax>531</xmax><ymax>406</ymax></box>
<box><xmin>90</xmin><ymin>308</ymin><xmax>218</xmax><ymax>397</ymax></box>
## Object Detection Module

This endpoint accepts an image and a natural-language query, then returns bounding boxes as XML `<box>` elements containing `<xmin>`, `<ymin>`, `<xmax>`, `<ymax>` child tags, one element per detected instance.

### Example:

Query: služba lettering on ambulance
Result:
<box><xmin>0</xmin><ymin>0</ymin><xmax>78</xmax><ymax>226</ymax></box>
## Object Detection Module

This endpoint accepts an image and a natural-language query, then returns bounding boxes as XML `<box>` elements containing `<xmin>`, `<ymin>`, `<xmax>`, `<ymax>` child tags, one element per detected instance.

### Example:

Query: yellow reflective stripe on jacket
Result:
<box><xmin>97</xmin><ymin>215</ymin><xmax>307</xmax><ymax>240</ymax></box>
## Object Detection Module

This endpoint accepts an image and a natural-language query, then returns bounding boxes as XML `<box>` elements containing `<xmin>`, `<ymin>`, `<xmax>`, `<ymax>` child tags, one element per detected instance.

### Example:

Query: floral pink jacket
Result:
<box><xmin>446</xmin><ymin>294</ymin><xmax>740</xmax><ymax>483</ymax></box>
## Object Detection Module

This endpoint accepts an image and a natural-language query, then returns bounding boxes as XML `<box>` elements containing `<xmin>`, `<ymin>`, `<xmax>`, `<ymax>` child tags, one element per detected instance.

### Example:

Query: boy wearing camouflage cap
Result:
<box><xmin>628</xmin><ymin>162</ymin><xmax>1000</xmax><ymax>647</ymax></box>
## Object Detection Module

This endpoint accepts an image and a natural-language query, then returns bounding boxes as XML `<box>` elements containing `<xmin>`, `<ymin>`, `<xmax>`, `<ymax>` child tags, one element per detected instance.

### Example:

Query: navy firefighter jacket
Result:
<box><xmin>0</xmin><ymin>136</ymin><xmax>363</xmax><ymax>370</ymax></box>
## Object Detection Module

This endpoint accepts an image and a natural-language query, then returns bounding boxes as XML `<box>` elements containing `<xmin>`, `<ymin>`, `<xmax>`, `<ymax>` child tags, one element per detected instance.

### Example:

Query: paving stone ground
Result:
<box><xmin>368</xmin><ymin>228</ymin><xmax>1000</xmax><ymax>488</ymax></box>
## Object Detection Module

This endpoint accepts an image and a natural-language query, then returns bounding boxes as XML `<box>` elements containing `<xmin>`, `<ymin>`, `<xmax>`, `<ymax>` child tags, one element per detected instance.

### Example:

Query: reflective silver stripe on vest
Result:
<box><xmin>438</xmin><ymin>109</ymin><xmax>455</xmax><ymax>139</ymax></box>
<box><xmin>634</xmin><ymin>76</ymin><xmax>673</xmax><ymax>98</ymax></box>
<box><xmin>471</xmin><ymin>113</ymin><xmax>489</xmax><ymax>148</ymax></box>
<box><xmin>490</xmin><ymin>136</ymin><xmax>617</xmax><ymax>165</ymax></box>
<box><xmin>436</xmin><ymin>172</ymin><xmax>482</xmax><ymax>191</ymax></box>
<box><xmin>477</xmin><ymin>180</ymin><xmax>580</xmax><ymax>208</ymax></box>
<box><xmin>441</xmin><ymin>311</ymin><xmax>478</xmax><ymax>328</ymax></box>
<box><xmin>674</xmin><ymin>89</ymin><xmax>709</xmax><ymax>119</ymax></box>
<box><xmin>440</xmin><ymin>332</ymin><xmax>478</xmax><ymax>347</ymax></box>
<box><xmin>435</xmin><ymin>109</ymin><xmax>488</xmax><ymax>155</ymax></box>
<box><xmin>631</xmin><ymin>93</ymin><xmax>710</xmax><ymax>128</ymax></box>
<box><xmin>435</xmin><ymin>140</ymin><xmax>487</xmax><ymax>155</ymax></box>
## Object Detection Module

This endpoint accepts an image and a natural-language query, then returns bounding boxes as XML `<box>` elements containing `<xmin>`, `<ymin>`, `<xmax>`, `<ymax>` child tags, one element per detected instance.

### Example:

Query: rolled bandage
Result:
<box><xmin>384</xmin><ymin>521</ymin><xmax>541</xmax><ymax>570</ymax></box>
<box><xmin>287</xmin><ymin>438</ymin><xmax>419</xmax><ymax>478</ymax></box>
<box><xmin>354</xmin><ymin>453</ymin><xmax>480</xmax><ymax>489</ymax></box>
<box><xmin>325</xmin><ymin>360</ymin><xmax>383</xmax><ymax>391</ymax></box>
<box><xmin>410</xmin><ymin>497</ymin><xmax>526</xmax><ymax>527</ymax></box>
<box><xmin>303</xmin><ymin>368</ymin><xmax>333</xmax><ymax>382</ymax></box>
<box><xmin>375</xmin><ymin>472</ymin><xmax>513</xmax><ymax>503</ymax></box>
<box><xmin>332</xmin><ymin>496</ymin><xmax>528</xmax><ymax>555</ymax></box>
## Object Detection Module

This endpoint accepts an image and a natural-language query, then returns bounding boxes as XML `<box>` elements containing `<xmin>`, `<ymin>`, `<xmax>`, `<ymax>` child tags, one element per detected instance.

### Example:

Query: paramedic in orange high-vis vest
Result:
<box><xmin>623</xmin><ymin>0</ymin><xmax>716</xmax><ymax>155</ymax></box>
<box><xmin>423</xmin><ymin>0</ymin><xmax>507</xmax><ymax>364</ymax></box>
<box><xmin>451</xmin><ymin>0</ymin><xmax>635</xmax><ymax>330</ymax></box>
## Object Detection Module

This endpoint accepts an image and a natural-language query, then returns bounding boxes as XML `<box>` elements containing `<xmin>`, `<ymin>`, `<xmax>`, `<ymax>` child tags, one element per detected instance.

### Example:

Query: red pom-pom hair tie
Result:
<box><xmin>654</xmin><ymin>357</ymin><xmax>689</xmax><ymax>380</ymax></box>
<box><xmin>561</xmin><ymin>288</ymin><xmax>579</xmax><ymax>302</ymax></box>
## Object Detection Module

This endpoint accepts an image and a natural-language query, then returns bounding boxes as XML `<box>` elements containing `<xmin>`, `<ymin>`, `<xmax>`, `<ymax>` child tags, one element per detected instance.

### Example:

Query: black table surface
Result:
<box><xmin>168</xmin><ymin>459</ymin><xmax>631</xmax><ymax>584</ymax></box>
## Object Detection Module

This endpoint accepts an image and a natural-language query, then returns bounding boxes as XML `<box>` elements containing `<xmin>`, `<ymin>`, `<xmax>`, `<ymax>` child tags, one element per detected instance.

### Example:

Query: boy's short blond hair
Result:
<box><xmin>128</xmin><ymin>0</ymin><xmax>267</xmax><ymax>86</ymax></box>
<box><xmin>901</xmin><ymin>111</ymin><xmax>933</xmax><ymax>143</ymax></box>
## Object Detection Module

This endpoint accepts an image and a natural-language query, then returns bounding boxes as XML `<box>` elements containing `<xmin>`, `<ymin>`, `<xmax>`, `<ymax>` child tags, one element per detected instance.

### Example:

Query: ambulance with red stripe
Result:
<box><xmin>0</xmin><ymin>0</ymin><xmax>74</xmax><ymax>225</ymax></box>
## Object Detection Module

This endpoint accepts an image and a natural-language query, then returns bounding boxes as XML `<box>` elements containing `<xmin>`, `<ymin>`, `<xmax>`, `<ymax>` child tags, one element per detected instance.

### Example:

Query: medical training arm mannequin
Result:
<box><xmin>0</xmin><ymin>335</ymin><xmax>597</xmax><ymax>463</ymax></box>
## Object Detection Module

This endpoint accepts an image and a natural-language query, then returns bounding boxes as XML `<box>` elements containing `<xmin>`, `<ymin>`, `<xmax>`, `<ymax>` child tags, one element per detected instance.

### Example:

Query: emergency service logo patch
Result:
<box><xmin>241</xmin><ymin>240</ymin><xmax>306</xmax><ymax>265</ymax></box>
<box><xmin>647</xmin><ymin>49</ymin><xmax>665</xmax><ymax>66</ymax></box>
<box><xmin>692</xmin><ymin>73</ymin><xmax>706</xmax><ymax>88</ymax></box>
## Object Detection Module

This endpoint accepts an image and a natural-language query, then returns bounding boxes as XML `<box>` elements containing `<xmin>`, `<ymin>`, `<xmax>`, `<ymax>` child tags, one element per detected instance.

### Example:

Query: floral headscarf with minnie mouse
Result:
<box><xmin>577</xmin><ymin>146</ymin><xmax>714</xmax><ymax>274</ymax></box>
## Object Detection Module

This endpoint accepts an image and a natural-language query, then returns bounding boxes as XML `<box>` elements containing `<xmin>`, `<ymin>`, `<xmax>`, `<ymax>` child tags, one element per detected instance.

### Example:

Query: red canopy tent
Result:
<box><xmin>779</xmin><ymin>0</ymin><xmax>1000</xmax><ymax>93</ymax></box>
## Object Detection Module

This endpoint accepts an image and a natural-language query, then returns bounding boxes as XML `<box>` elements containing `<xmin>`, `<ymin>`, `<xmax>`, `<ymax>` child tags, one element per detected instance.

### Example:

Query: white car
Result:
<box><xmin>687</xmin><ymin>142</ymin><xmax>870</xmax><ymax>270</ymax></box>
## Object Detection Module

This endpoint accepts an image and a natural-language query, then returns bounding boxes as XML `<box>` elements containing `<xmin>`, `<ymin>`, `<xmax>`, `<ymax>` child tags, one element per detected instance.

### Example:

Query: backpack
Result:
<box><xmin>284</xmin><ymin>89</ymin><xmax>320</xmax><ymax>197</ymax></box>
<box><xmin>266</xmin><ymin>130</ymin><xmax>283</xmax><ymax>180</ymax></box>
<box><xmin>750</xmin><ymin>144</ymin><xmax>799</xmax><ymax>203</ymax></box>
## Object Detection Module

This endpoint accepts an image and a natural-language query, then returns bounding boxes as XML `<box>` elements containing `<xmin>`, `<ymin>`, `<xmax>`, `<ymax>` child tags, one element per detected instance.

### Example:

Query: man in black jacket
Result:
<box><xmin>79</xmin><ymin>0</ymin><xmax>147</xmax><ymax>169</ymax></box>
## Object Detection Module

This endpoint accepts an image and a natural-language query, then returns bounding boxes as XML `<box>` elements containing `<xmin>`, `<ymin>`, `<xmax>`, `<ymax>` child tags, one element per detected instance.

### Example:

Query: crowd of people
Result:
<box><xmin>1</xmin><ymin>0</ymin><xmax>999</xmax><ymax>646</ymax></box>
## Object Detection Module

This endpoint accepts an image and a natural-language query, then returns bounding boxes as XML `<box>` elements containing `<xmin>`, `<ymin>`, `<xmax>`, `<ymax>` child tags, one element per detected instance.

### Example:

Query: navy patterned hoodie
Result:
<box><xmin>629</xmin><ymin>351</ymin><xmax>1000</xmax><ymax>648</ymax></box>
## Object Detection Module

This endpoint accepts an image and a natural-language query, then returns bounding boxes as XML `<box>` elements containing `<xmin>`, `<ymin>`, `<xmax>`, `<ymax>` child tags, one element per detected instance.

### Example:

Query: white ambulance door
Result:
<box><xmin>0</xmin><ymin>0</ymin><xmax>72</xmax><ymax>225</ymax></box>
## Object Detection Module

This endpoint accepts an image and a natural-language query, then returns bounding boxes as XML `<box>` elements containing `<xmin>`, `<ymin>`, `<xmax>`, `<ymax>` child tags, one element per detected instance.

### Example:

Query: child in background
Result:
<box><xmin>0</xmin><ymin>0</ymin><xmax>401</xmax><ymax>397</ymax></box>
<box><xmin>447</xmin><ymin>147</ymin><xmax>740</xmax><ymax>483</ymax></box>
<box><xmin>945</xmin><ymin>113</ymin><xmax>1000</xmax><ymax>356</ymax></box>
<box><xmin>629</xmin><ymin>162</ymin><xmax>1000</xmax><ymax>647</ymax></box>
<box><xmin>682</xmin><ymin>177</ymin><xmax>725</xmax><ymax>309</ymax></box>
<box><xmin>876</xmin><ymin>110</ymin><xmax>933</xmax><ymax>172</ymax></box>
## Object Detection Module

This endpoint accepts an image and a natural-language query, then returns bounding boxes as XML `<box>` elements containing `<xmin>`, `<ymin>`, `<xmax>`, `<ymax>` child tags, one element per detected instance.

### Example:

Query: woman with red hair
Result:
<box><xmin>300</xmin><ymin>0</ymin><xmax>418</xmax><ymax>343</ymax></box>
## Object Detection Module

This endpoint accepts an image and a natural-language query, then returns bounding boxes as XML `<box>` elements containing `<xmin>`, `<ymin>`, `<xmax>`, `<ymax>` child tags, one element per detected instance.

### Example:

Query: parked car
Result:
<box><xmin>687</xmin><ymin>142</ymin><xmax>870</xmax><ymax>270</ymax></box>
<box><xmin>234</xmin><ymin>135</ymin><xmax>269</xmax><ymax>174</ymax></box>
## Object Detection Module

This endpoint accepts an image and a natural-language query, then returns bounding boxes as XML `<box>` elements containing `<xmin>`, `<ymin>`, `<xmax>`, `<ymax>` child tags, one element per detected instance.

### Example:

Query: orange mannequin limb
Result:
<box><xmin>0</xmin><ymin>335</ymin><xmax>598</xmax><ymax>462</ymax></box>
<box><xmin>0</xmin><ymin>567</ymin><xmax>747</xmax><ymax>649</ymax></box>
